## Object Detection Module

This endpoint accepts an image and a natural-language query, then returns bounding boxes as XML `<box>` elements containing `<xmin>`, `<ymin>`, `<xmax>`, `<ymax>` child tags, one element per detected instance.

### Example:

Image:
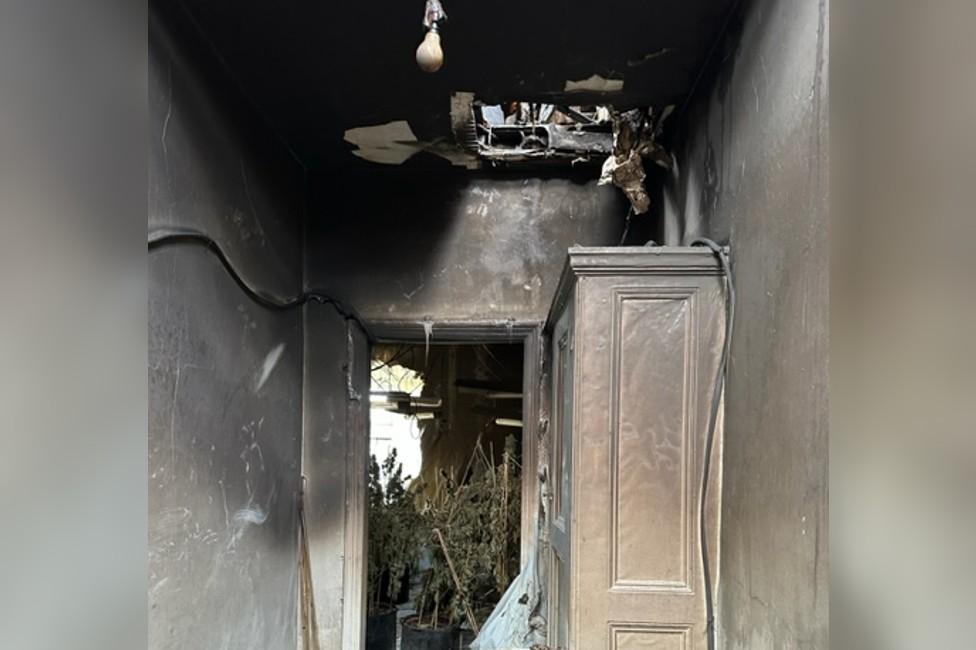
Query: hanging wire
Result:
<box><xmin>690</xmin><ymin>237</ymin><xmax>735</xmax><ymax>650</ymax></box>
<box><xmin>618</xmin><ymin>205</ymin><xmax>635</xmax><ymax>245</ymax></box>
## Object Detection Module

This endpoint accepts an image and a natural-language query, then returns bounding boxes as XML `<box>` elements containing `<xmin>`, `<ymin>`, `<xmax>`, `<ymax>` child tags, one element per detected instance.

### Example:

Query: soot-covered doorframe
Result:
<box><xmin>366</xmin><ymin>319</ymin><xmax>543</xmax><ymax>565</ymax></box>
<box><xmin>352</xmin><ymin>319</ymin><xmax>545</xmax><ymax>639</ymax></box>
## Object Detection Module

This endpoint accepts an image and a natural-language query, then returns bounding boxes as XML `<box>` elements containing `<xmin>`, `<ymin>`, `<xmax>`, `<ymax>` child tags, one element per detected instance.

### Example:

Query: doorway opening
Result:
<box><xmin>366</xmin><ymin>340</ymin><xmax>526</xmax><ymax>650</ymax></box>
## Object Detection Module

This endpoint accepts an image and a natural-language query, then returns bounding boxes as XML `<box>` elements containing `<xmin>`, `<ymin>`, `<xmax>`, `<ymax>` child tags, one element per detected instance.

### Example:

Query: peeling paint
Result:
<box><xmin>564</xmin><ymin>74</ymin><xmax>624</xmax><ymax>93</ymax></box>
<box><xmin>343</xmin><ymin>121</ymin><xmax>424</xmax><ymax>165</ymax></box>
<box><xmin>344</xmin><ymin>119</ymin><xmax>480</xmax><ymax>168</ymax></box>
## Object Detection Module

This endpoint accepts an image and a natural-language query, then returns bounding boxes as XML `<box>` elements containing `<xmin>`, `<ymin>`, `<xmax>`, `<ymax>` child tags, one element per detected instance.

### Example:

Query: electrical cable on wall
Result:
<box><xmin>148</xmin><ymin>229</ymin><xmax>374</xmax><ymax>340</ymax></box>
<box><xmin>689</xmin><ymin>237</ymin><xmax>734</xmax><ymax>650</ymax></box>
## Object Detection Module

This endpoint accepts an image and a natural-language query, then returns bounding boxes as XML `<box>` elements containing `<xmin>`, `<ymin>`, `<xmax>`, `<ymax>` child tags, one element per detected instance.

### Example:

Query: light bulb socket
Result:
<box><xmin>422</xmin><ymin>0</ymin><xmax>447</xmax><ymax>30</ymax></box>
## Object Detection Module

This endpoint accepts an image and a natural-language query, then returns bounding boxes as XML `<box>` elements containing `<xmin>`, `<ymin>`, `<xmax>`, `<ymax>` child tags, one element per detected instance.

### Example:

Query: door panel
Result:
<box><xmin>611</xmin><ymin>292</ymin><xmax>694</xmax><ymax>592</ymax></box>
<box><xmin>573</xmin><ymin>274</ymin><xmax>724</xmax><ymax>650</ymax></box>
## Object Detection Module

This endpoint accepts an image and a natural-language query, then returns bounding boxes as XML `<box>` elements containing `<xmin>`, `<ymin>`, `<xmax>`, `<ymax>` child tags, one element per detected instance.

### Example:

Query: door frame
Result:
<box><xmin>350</xmin><ymin>319</ymin><xmax>545</xmax><ymax>638</ymax></box>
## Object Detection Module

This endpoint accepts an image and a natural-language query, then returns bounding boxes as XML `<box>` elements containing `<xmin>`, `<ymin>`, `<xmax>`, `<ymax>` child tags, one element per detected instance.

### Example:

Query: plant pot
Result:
<box><xmin>365</xmin><ymin>607</ymin><xmax>397</xmax><ymax>650</ymax></box>
<box><xmin>401</xmin><ymin>616</ymin><xmax>458</xmax><ymax>650</ymax></box>
<box><xmin>456</xmin><ymin>627</ymin><xmax>476</xmax><ymax>649</ymax></box>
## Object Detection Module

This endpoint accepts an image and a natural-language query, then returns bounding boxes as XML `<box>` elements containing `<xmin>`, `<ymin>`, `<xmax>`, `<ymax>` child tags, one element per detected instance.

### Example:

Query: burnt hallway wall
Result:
<box><xmin>148</xmin><ymin>4</ymin><xmax>306</xmax><ymax>649</ymax></box>
<box><xmin>305</xmin><ymin>166</ymin><xmax>632</xmax><ymax>324</ymax></box>
<box><xmin>661</xmin><ymin>0</ymin><xmax>828</xmax><ymax>647</ymax></box>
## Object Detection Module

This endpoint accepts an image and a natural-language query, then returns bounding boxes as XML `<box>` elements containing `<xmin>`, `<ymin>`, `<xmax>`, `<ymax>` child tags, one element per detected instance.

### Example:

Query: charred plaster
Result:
<box><xmin>305</xmin><ymin>167</ymin><xmax>642</xmax><ymax>323</ymax></box>
<box><xmin>149</xmin><ymin>5</ymin><xmax>306</xmax><ymax>649</ymax></box>
<box><xmin>149</xmin><ymin>0</ymin><xmax>827</xmax><ymax>646</ymax></box>
<box><xmin>662</xmin><ymin>0</ymin><xmax>829</xmax><ymax>647</ymax></box>
<box><xmin>169</xmin><ymin>0</ymin><xmax>738</xmax><ymax>166</ymax></box>
<box><xmin>149</xmin><ymin>3</ymin><xmax>303</xmax><ymax>301</ymax></box>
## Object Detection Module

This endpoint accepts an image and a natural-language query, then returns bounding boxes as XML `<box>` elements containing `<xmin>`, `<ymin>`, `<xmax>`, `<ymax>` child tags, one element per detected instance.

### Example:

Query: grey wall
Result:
<box><xmin>305</xmin><ymin>166</ymin><xmax>638</xmax><ymax>324</ymax></box>
<box><xmin>149</xmin><ymin>5</ymin><xmax>306</xmax><ymax>649</ymax></box>
<box><xmin>149</xmin><ymin>4</ymin><xmax>304</xmax><ymax>300</ymax></box>
<box><xmin>661</xmin><ymin>0</ymin><xmax>828</xmax><ymax>647</ymax></box>
<box><xmin>300</xmin><ymin>305</ymin><xmax>371</xmax><ymax>649</ymax></box>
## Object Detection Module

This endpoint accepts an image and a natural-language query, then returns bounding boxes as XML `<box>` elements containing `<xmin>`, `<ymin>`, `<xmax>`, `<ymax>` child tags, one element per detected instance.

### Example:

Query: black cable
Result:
<box><xmin>690</xmin><ymin>237</ymin><xmax>734</xmax><ymax>650</ymax></box>
<box><xmin>618</xmin><ymin>206</ymin><xmax>635</xmax><ymax>245</ymax></box>
<box><xmin>148</xmin><ymin>229</ymin><xmax>374</xmax><ymax>341</ymax></box>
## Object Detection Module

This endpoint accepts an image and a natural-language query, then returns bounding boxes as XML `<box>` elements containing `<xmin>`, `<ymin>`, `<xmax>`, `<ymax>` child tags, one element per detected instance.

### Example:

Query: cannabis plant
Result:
<box><xmin>367</xmin><ymin>449</ymin><xmax>424</xmax><ymax>614</ymax></box>
<box><xmin>413</xmin><ymin>436</ymin><xmax>521</xmax><ymax>631</ymax></box>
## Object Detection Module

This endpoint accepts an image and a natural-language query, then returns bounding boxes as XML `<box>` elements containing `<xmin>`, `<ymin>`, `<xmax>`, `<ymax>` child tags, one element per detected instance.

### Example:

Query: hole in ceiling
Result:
<box><xmin>461</xmin><ymin>100</ymin><xmax>614</xmax><ymax>165</ymax></box>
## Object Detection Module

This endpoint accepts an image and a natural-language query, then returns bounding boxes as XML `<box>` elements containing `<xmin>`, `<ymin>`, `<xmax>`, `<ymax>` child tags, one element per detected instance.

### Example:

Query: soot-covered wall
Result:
<box><xmin>661</xmin><ymin>0</ymin><xmax>828</xmax><ymax>647</ymax></box>
<box><xmin>148</xmin><ymin>5</ymin><xmax>306</xmax><ymax>649</ymax></box>
<box><xmin>305</xmin><ymin>166</ymin><xmax>635</xmax><ymax>324</ymax></box>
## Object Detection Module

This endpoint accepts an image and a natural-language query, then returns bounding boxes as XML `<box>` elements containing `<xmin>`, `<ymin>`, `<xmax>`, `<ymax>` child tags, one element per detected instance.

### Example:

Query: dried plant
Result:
<box><xmin>367</xmin><ymin>449</ymin><xmax>424</xmax><ymax>614</ymax></box>
<box><xmin>414</xmin><ymin>436</ymin><xmax>521</xmax><ymax>630</ymax></box>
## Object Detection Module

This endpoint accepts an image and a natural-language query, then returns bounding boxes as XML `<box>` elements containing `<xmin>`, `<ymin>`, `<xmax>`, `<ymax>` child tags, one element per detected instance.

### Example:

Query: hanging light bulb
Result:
<box><xmin>416</xmin><ymin>25</ymin><xmax>443</xmax><ymax>73</ymax></box>
<box><xmin>416</xmin><ymin>0</ymin><xmax>447</xmax><ymax>73</ymax></box>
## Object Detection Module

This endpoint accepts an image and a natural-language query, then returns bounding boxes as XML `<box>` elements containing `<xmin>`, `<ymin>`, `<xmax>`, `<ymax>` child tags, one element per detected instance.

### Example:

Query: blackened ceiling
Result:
<box><xmin>163</xmin><ymin>0</ymin><xmax>737</xmax><ymax>168</ymax></box>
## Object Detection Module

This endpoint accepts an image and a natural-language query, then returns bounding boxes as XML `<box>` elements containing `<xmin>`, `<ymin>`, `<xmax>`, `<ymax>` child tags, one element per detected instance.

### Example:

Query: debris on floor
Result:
<box><xmin>469</xmin><ymin>549</ymin><xmax>544</xmax><ymax>649</ymax></box>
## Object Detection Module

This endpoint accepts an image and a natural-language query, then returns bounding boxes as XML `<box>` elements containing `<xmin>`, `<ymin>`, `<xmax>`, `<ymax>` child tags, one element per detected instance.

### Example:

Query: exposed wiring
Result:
<box><xmin>690</xmin><ymin>237</ymin><xmax>734</xmax><ymax>650</ymax></box>
<box><xmin>148</xmin><ymin>229</ymin><xmax>374</xmax><ymax>340</ymax></box>
<box><xmin>618</xmin><ymin>205</ymin><xmax>635</xmax><ymax>245</ymax></box>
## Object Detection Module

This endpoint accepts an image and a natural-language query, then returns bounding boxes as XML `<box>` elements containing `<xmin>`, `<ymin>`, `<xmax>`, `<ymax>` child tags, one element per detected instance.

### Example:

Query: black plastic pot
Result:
<box><xmin>365</xmin><ymin>607</ymin><xmax>397</xmax><ymax>650</ymax></box>
<box><xmin>457</xmin><ymin>627</ymin><xmax>476</xmax><ymax>649</ymax></box>
<box><xmin>401</xmin><ymin>616</ymin><xmax>458</xmax><ymax>650</ymax></box>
